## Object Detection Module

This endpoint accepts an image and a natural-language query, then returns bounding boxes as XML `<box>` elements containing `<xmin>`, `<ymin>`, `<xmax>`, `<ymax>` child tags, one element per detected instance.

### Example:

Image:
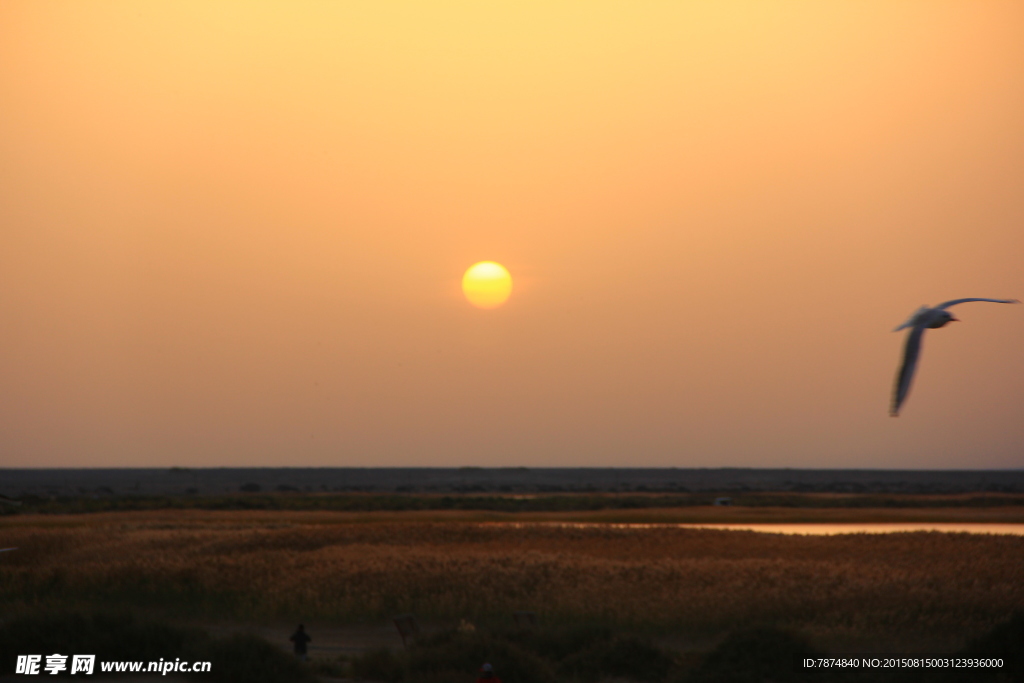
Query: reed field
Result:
<box><xmin>2</xmin><ymin>508</ymin><xmax>1023</xmax><ymax>654</ymax></box>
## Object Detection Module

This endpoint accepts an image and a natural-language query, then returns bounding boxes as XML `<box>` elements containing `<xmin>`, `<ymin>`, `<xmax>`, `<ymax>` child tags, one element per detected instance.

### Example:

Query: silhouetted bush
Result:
<box><xmin>507</xmin><ymin>623</ymin><xmax>613</xmax><ymax>663</ymax></box>
<box><xmin>560</xmin><ymin>635</ymin><xmax>675</xmax><ymax>682</ymax></box>
<box><xmin>406</xmin><ymin>629</ymin><xmax>556</xmax><ymax>683</ymax></box>
<box><xmin>959</xmin><ymin>611</ymin><xmax>1024</xmax><ymax>680</ymax></box>
<box><xmin>349</xmin><ymin>625</ymin><xmax>687</xmax><ymax>683</ymax></box>
<box><xmin>899</xmin><ymin>611</ymin><xmax>1024</xmax><ymax>683</ymax></box>
<box><xmin>352</xmin><ymin>647</ymin><xmax>405</xmax><ymax>683</ymax></box>
<box><xmin>679</xmin><ymin>627</ymin><xmax>826</xmax><ymax>683</ymax></box>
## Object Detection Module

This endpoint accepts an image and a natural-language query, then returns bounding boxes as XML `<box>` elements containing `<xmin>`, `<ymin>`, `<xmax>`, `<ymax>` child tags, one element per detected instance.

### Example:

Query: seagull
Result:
<box><xmin>891</xmin><ymin>298</ymin><xmax>1019</xmax><ymax>416</ymax></box>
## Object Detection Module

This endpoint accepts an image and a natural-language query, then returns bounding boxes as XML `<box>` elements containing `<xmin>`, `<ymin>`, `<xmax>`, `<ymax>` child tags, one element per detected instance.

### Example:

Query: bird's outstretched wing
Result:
<box><xmin>891</xmin><ymin>326</ymin><xmax>925</xmax><ymax>417</ymax></box>
<box><xmin>934</xmin><ymin>298</ymin><xmax>1020</xmax><ymax>310</ymax></box>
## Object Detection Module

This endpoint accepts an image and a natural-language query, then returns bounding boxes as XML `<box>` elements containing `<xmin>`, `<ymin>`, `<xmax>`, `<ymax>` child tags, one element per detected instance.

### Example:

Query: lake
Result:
<box><xmin>540</xmin><ymin>522</ymin><xmax>1024</xmax><ymax>535</ymax></box>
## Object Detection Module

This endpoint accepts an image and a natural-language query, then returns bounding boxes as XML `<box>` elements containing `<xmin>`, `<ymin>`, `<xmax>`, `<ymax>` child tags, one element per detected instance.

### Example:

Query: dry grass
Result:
<box><xmin>2</xmin><ymin>510</ymin><xmax>1022</xmax><ymax>651</ymax></box>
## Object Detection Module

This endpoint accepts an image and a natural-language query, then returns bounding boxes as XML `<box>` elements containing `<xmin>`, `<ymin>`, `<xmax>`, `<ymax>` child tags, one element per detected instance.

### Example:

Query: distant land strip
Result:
<box><xmin>3</xmin><ymin>468</ymin><xmax>1024</xmax><ymax>516</ymax></box>
<box><xmin>3</xmin><ymin>467</ymin><xmax>1023</xmax><ymax>498</ymax></box>
<box><xmin>4</xmin><ymin>492</ymin><xmax>1024</xmax><ymax>517</ymax></box>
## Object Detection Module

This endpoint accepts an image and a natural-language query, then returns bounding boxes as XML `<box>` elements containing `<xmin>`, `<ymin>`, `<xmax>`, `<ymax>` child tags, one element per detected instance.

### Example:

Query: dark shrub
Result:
<box><xmin>406</xmin><ymin>630</ymin><xmax>556</xmax><ymax>683</ymax></box>
<box><xmin>681</xmin><ymin>627</ymin><xmax>823</xmax><ymax>683</ymax></box>
<box><xmin>959</xmin><ymin>611</ymin><xmax>1024</xmax><ymax>682</ymax></box>
<box><xmin>900</xmin><ymin>612</ymin><xmax>1024</xmax><ymax>683</ymax></box>
<box><xmin>508</xmin><ymin>623</ymin><xmax>613</xmax><ymax>662</ymax></box>
<box><xmin>560</xmin><ymin>635</ymin><xmax>675</xmax><ymax>683</ymax></box>
<box><xmin>352</xmin><ymin>647</ymin><xmax>405</xmax><ymax>683</ymax></box>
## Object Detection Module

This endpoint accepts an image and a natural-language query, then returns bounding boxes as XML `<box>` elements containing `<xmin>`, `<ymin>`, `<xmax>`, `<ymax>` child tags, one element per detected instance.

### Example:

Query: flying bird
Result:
<box><xmin>891</xmin><ymin>298</ymin><xmax>1019</xmax><ymax>416</ymax></box>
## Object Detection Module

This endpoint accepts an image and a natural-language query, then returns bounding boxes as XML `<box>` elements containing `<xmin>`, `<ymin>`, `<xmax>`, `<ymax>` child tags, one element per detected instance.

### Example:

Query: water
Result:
<box><xmin>681</xmin><ymin>523</ymin><xmax>1024</xmax><ymax>535</ymax></box>
<box><xmin>533</xmin><ymin>522</ymin><xmax>1024</xmax><ymax>535</ymax></box>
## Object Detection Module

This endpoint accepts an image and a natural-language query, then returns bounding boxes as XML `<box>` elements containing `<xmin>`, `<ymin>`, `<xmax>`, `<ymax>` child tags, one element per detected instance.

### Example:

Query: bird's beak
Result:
<box><xmin>950</xmin><ymin>316</ymin><xmax>960</xmax><ymax>322</ymax></box>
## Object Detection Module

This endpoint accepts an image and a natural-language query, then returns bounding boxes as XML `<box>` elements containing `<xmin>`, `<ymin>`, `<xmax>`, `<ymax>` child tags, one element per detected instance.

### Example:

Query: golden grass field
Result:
<box><xmin>3</xmin><ymin>507</ymin><xmax>1024</xmax><ymax>654</ymax></box>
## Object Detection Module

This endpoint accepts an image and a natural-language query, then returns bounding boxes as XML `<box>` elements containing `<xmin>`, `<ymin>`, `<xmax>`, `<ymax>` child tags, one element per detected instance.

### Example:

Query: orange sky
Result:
<box><xmin>1</xmin><ymin>1</ymin><xmax>1022</xmax><ymax>468</ymax></box>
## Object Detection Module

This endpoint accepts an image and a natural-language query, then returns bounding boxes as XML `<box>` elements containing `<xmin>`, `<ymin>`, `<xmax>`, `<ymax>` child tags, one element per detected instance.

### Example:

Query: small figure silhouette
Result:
<box><xmin>476</xmin><ymin>662</ymin><xmax>502</xmax><ymax>683</ymax></box>
<box><xmin>290</xmin><ymin>624</ymin><xmax>312</xmax><ymax>662</ymax></box>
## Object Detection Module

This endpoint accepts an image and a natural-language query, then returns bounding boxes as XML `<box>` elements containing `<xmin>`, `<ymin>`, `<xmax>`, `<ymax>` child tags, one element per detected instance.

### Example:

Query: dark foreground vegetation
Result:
<box><xmin>3</xmin><ymin>611</ymin><xmax>1019</xmax><ymax>682</ymax></box>
<box><xmin>347</xmin><ymin>618</ymin><xmax>1024</xmax><ymax>683</ymax></box>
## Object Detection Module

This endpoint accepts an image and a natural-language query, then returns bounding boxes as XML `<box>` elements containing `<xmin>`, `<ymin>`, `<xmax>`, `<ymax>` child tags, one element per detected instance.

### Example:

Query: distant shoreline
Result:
<box><xmin>4</xmin><ymin>492</ymin><xmax>1024</xmax><ymax>519</ymax></box>
<box><xmin>3</xmin><ymin>467</ymin><xmax>1023</xmax><ymax>499</ymax></box>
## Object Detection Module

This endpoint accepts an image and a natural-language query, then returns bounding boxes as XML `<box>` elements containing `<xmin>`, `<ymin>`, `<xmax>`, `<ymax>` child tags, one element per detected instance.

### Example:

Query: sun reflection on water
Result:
<box><xmin>490</xmin><ymin>522</ymin><xmax>1024</xmax><ymax>536</ymax></box>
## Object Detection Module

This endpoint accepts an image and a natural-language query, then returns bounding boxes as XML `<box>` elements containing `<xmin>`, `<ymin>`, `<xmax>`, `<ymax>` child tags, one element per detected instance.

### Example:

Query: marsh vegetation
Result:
<box><xmin>3</xmin><ymin>508</ymin><xmax>1022</xmax><ymax>657</ymax></box>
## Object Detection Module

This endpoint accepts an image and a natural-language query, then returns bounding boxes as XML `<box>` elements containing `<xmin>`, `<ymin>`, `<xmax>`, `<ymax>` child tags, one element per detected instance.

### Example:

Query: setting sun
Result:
<box><xmin>462</xmin><ymin>261</ymin><xmax>513</xmax><ymax>309</ymax></box>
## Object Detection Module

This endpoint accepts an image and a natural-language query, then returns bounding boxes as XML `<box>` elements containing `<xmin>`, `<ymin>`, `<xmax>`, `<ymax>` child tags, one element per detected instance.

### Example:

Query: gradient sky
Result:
<box><xmin>2</xmin><ymin>2</ymin><xmax>1022</xmax><ymax>469</ymax></box>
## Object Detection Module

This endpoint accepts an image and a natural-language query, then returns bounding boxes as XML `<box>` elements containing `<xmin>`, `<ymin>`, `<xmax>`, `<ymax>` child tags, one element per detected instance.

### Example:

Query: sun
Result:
<box><xmin>462</xmin><ymin>261</ymin><xmax>512</xmax><ymax>309</ymax></box>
